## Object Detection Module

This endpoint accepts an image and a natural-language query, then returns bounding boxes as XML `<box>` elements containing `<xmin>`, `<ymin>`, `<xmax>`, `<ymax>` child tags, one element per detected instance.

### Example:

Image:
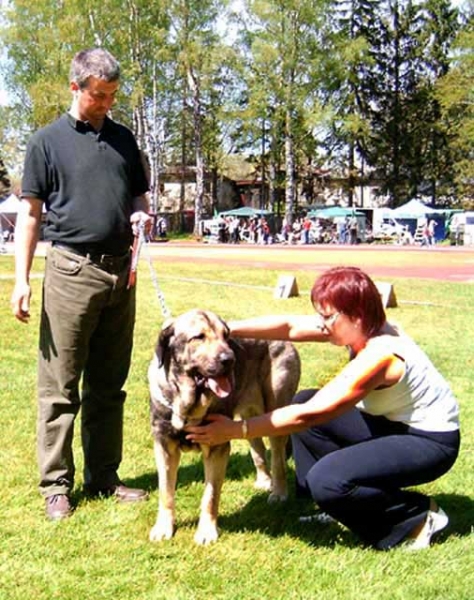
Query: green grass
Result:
<box><xmin>1</xmin><ymin>252</ymin><xmax>474</xmax><ymax>600</ymax></box>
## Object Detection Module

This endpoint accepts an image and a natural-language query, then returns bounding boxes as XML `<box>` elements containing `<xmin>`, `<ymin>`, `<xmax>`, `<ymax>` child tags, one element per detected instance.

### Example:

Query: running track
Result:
<box><xmin>143</xmin><ymin>242</ymin><xmax>474</xmax><ymax>284</ymax></box>
<box><xmin>8</xmin><ymin>241</ymin><xmax>473</xmax><ymax>284</ymax></box>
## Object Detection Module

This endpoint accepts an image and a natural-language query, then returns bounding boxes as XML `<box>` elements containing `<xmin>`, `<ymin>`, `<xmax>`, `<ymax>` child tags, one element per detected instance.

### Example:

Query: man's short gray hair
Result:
<box><xmin>70</xmin><ymin>48</ymin><xmax>120</xmax><ymax>89</ymax></box>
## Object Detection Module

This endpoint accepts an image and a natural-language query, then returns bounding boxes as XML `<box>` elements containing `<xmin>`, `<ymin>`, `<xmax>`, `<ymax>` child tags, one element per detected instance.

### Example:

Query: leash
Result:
<box><xmin>127</xmin><ymin>220</ymin><xmax>146</xmax><ymax>289</ymax></box>
<box><xmin>142</xmin><ymin>238</ymin><xmax>172</xmax><ymax>319</ymax></box>
<box><xmin>127</xmin><ymin>218</ymin><xmax>172</xmax><ymax>319</ymax></box>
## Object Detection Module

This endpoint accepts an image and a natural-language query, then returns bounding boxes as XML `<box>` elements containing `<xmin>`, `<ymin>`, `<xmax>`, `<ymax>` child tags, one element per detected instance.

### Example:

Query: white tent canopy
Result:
<box><xmin>0</xmin><ymin>193</ymin><xmax>46</xmax><ymax>216</ymax></box>
<box><xmin>391</xmin><ymin>199</ymin><xmax>441</xmax><ymax>219</ymax></box>
<box><xmin>0</xmin><ymin>193</ymin><xmax>22</xmax><ymax>213</ymax></box>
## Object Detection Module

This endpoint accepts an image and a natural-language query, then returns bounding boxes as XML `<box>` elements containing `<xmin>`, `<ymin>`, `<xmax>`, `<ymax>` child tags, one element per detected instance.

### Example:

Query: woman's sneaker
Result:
<box><xmin>299</xmin><ymin>511</ymin><xmax>336</xmax><ymax>525</ymax></box>
<box><xmin>407</xmin><ymin>505</ymin><xmax>449</xmax><ymax>550</ymax></box>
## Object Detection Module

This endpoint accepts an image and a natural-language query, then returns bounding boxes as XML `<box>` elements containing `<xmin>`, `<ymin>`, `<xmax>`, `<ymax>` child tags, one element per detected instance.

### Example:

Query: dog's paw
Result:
<box><xmin>253</xmin><ymin>472</ymin><xmax>272</xmax><ymax>491</ymax></box>
<box><xmin>149</xmin><ymin>519</ymin><xmax>174</xmax><ymax>542</ymax></box>
<box><xmin>268</xmin><ymin>491</ymin><xmax>288</xmax><ymax>504</ymax></box>
<box><xmin>194</xmin><ymin>522</ymin><xmax>219</xmax><ymax>545</ymax></box>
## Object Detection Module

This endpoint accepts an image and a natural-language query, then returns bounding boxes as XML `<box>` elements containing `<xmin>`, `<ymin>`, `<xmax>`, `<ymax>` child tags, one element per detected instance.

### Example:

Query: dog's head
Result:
<box><xmin>151</xmin><ymin>309</ymin><xmax>236</xmax><ymax>430</ymax></box>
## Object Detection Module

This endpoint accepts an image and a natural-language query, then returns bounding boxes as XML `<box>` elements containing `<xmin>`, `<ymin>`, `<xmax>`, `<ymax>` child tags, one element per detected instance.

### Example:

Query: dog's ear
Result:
<box><xmin>216</xmin><ymin>314</ymin><xmax>230</xmax><ymax>338</ymax></box>
<box><xmin>156</xmin><ymin>318</ymin><xmax>174</xmax><ymax>368</ymax></box>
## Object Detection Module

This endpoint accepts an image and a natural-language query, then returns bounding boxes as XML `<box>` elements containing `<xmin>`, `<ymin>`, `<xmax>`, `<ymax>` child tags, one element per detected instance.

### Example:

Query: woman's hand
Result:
<box><xmin>185</xmin><ymin>414</ymin><xmax>240</xmax><ymax>446</ymax></box>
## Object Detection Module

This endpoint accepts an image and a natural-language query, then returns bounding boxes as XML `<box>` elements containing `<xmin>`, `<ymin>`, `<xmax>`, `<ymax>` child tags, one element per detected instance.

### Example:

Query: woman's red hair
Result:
<box><xmin>310</xmin><ymin>266</ymin><xmax>386</xmax><ymax>337</ymax></box>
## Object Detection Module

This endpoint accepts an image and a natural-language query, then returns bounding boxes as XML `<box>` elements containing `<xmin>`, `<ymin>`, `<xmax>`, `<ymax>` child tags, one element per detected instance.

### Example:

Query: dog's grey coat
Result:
<box><xmin>148</xmin><ymin>309</ymin><xmax>301</xmax><ymax>544</ymax></box>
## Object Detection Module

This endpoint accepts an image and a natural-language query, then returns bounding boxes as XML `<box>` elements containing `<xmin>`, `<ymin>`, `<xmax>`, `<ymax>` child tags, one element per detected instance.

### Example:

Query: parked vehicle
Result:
<box><xmin>373</xmin><ymin>217</ymin><xmax>405</xmax><ymax>239</ymax></box>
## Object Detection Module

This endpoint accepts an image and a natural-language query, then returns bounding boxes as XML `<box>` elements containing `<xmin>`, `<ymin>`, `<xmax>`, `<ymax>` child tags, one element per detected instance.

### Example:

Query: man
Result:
<box><xmin>348</xmin><ymin>214</ymin><xmax>358</xmax><ymax>245</ymax></box>
<box><xmin>11</xmin><ymin>48</ymin><xmax>151</xmax><ymax>520</ymax></box>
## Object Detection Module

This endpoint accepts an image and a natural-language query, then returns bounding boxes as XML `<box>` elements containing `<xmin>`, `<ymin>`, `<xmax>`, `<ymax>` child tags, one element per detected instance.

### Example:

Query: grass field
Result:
<box><xmin>1</xmin><ymin>248</ymin><xmax>473</xmax><ymax>600</ymax></box>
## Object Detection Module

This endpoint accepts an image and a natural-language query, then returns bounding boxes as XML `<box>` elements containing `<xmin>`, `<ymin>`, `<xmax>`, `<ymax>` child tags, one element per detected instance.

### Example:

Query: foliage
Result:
<box><xmin>236</xmin><ymin>0</ymin><xmax>328</xmax><ymax>220</ymax></box>
<box><xmin>332</xmin><ymin>0</ymin><xmax>459</xmax><ymax>206</ymax></box>
<box><xmin>0</xmin><ymin>0</ymin><xmax>471</xmax><ymax>219</ymax></box>
<box><xmin>436</xmin><ymin>8</ymin><xmax>474</xmax><ymax>201</ymax></box>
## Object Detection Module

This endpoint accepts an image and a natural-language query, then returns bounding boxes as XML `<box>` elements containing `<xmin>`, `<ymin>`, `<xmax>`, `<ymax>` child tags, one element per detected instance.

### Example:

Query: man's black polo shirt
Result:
<box><xmin>22</xmin><ymin>113</ymin><xmax>148</xmax><ymax>254</ymax></box>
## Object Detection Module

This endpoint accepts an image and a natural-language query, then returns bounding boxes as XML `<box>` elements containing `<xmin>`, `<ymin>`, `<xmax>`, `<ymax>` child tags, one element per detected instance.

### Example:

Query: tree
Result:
<box><xmin>0</xmin><ymin>0</ymin><xmax>466</xmax><ymax>213</ymax></box>
<box><xmin>318</xmin><ymin>0</ymin><xmax>379</xmax><ymax>206</ymax></box>
<box><xmin>436</xmin><ymin>4</ymin><xmax>474</xmax><ymax>200</ymax></box>
<box><xmin>354</xmin><ymin>0</ymin><xmax>459</xmax><ymax>205</ymax></box>
<box><xmin>0</xmin><ymin>0</ymin><xmax>174</xmax><ymax>210</ymax></box>
<box><xmin>240</xmin><ymin>0</ymin><xmax>328</xmax><ymax>223</ymax></box>
<box><xmin>167</xmin><ymin>0</ymin><xmax>235</xmax><ymax>233</ymax></box>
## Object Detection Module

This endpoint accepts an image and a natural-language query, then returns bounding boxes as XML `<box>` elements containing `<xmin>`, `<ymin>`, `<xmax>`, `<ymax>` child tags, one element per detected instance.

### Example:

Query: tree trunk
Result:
<box><xmin>187</xmin><ymin>67</ymin><xmax>205</xmax><ymax>236</ymax></box>
<box><xmin>284</xmin><ymin>109</ymin><xmax>296</xmax><ymax>223</ymax></box>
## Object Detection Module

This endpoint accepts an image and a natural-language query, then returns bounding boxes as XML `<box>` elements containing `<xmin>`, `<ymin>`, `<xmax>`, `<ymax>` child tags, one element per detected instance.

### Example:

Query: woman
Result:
<box><xmin>186</xmin><ymin>266</ymin><xmax>460</xmax><ymax>550</ymax></box>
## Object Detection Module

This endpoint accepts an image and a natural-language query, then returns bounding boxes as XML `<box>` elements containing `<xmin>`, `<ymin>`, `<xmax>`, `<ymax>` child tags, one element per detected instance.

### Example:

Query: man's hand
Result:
<box><xmin>130</xmin><ymin>211</ymin><xmax>152</xmax><ymax>237</ymax></box>
<box><xmin>11</xmin><ymin>281</ymin><xmax>32</xmax><ymax>323</ymax></box>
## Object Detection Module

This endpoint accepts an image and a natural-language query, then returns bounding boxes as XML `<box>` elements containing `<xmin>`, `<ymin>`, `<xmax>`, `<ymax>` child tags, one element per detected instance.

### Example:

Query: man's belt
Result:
<box><xmin>52</xmin><ymin>242</ymin><xmax>130</xmax><ymax>267</ymax></box>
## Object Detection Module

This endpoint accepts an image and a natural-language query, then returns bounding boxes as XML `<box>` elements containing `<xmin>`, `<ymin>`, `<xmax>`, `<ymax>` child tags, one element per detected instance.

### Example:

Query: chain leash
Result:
<box><xmin>141</xmin><ymin>237</ymin><xmax>172</xmax><ymax>319</ymax></box>
<box><xmin>127</xmin><ymin>219</ymin><xmax>172</xmax><ymax>319</ymax></box>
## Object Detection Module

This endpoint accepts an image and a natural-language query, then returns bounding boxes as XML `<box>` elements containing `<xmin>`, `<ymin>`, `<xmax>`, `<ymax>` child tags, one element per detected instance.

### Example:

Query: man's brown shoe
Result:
<box><xmin>45</xmin><ymin>494</ymin><xmax>73</xmax><ymax>520</ymax></box>
<box><xmin>84</xmin><ymin>483</ymin><xmax>149</xmax><ymax>503</ymax></box>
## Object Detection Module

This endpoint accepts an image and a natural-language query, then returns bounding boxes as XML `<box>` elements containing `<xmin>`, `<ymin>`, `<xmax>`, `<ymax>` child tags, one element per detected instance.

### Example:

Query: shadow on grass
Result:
<box><xmin>217</xmin><ymin>491</ymin><xmax>359</xmax><ymax>550</ymax></box>
<box><xmin>77</xmin><ymin>449</ymin><xmax>259</xmax><ymax>508</ymax></box>
<box><xmin>435</xmin><ymin>492</ymin><xmax>474</xmax><ymax>537</ymax></box>
<box><xmin>118</xmin><ymin>449</ymin><xmax>262</xmax><ymax>495</ymax></box>
<box><xmin>214</xmin><ymin>490</ymin><xmax>474</xmax><ymax>550</ymax></box>
<box><xmin>87</xmin><ymin>451</ymin><xmax>474</xmax><ymax>551</ymax></box>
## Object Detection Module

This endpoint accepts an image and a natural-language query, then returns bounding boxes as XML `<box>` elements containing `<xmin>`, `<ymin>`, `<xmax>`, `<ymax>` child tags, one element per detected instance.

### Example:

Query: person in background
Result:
<box><xmin>302</xmin><ymin>216</ymin><xmax>312</xmax><ymax>244</ymax></box>
<box><xmin>11</xmin><ymin>48</ymin><xmax>152</xmax><ymax>520</ymax></box>
<box><xmin>156</xmin><ymin>216</ymin><xmax>168</xmax><ymax>239</ymax></box>
<box><xmin>229</xmin><ymin>216</ymin><xmax>241</xmax><ymax>244</ymax></box>
<box><xmin>258</xmin><ymin>216</ymin><xmax>270</xmax><ymax>244</ymax></box>
<box><xmin>186</xmin><ymin>266</ymin><xmax>460</xmax><ymax>551</ymax></box>
<box><xmin>348</xmin><ymin>214</ymin><xmax>358</xmax><ymax>245</ymax></box>
<box><xmin>281</xmin><ymin>216</ymin><xmax>290</xmax><ymax>243</ymax></box>
<box><xmin>336</xmin><ymin>217</ymin><xmax>347</xmax><ymax>244</ymax></box>
<box><xmin>217</xmin><ymin>214</ymin><xmax>228</xmax><ymax>243</ymax></box>
<box><xmin>428</xmin><ymin>219</ymin><xmax>437</xmax><ymax>245</ymax></box>
<box><xmin>291</xmin><ymin>218</ymin><xmax>302</xmax><ymax>244</ymax></box>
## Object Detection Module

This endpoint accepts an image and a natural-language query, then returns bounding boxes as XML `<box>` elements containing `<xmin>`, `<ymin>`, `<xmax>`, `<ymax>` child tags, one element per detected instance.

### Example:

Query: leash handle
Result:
<box><xmin>127</xmin><ymin>219</ymin><xmax>146</xmax><ymax>289</ymax></box>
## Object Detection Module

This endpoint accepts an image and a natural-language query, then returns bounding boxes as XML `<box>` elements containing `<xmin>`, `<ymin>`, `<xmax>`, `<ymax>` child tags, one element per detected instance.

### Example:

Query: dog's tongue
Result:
<box><xmin>207</xmin><ymin>375</ymin><xmax>232</xmax><ymax>398</ymax></box>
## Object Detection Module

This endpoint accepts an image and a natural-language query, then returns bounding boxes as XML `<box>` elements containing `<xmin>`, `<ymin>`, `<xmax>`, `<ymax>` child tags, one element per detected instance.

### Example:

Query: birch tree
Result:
<box><xmin>167</xmin><ymin>0</ymin><xmax>233</xmax><ymax>233</ymax></box>
<box><xmin>242</xmin><ymin>0</ymin><xmax>327</xmax><ymax>223</ymax></box>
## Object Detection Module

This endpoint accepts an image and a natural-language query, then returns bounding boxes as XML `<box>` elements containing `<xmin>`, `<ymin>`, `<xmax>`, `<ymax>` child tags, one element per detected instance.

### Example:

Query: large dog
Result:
<box><xmin>148</xmin><ymin>309</ymin><xmax>301</xmax><ymax>544</ymax></box>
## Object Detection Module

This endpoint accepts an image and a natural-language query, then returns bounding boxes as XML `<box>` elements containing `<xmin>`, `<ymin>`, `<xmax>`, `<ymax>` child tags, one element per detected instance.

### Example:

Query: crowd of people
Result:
<box><xmin>205</xmin><ymin>214</ymin><xmax>362</xmax><ymax>245</ymax></box>
<box><xmin>208</xmin><ymin>214</ymin><xmax>272</xmax><ymax>244</ymax></box>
